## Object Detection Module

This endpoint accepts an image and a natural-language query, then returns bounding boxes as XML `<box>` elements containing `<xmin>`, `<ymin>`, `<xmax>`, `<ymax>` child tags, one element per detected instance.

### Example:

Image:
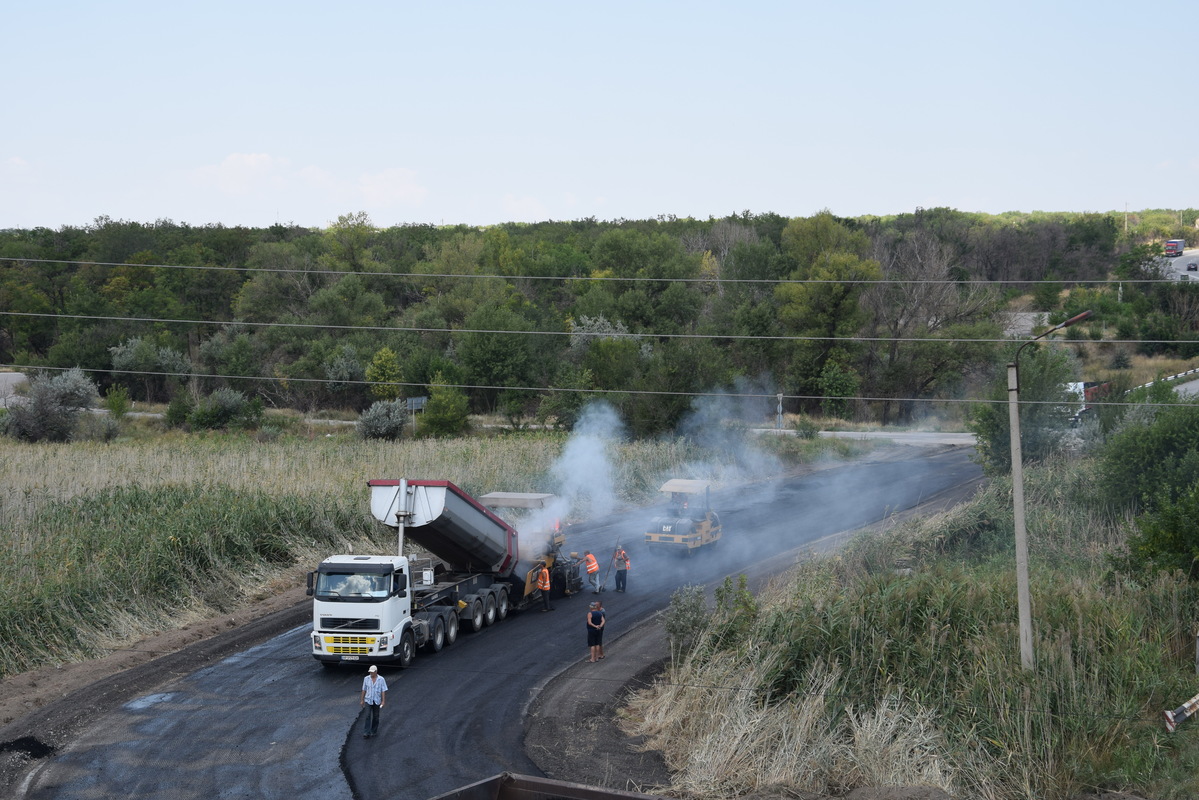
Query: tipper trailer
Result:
<box><xmin>308</xmin><ymin>479</ymin><xmax>581</xmax><ymax>668</ymax></box>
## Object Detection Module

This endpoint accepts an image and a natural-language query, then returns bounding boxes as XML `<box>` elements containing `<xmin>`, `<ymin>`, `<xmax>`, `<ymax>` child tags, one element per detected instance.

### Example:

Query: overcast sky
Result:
<box><xmin>3</xmin><ymin>1</ymin><xmax>1195</xmax><ymax>231</ymax></box>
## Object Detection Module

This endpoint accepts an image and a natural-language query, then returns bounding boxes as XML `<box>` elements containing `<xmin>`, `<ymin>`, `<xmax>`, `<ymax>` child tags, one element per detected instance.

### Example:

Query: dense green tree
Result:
<box><xmin>776</xmin><ymin>252</ymin><xmax>881</xmax><ymax>408</ymax></box>
<box><xmin>109</xmin><ymin>336</ymin><xmax>191</xmax><ymax>402</ymax></box>
<box><xmin>421</xmin><ymin>371</ymin><xmax>470</xmax><ymax>437</ymax></box>
<box><xmin>1099</xmin><ymin>390</ymin><xmax>1199</xmax><ymax>513</ymax></box>
<box><xmin>967</xmin><ymin>344</ymin><xmax>1079</xmax><ymax>476</ymax></box>
<box><xmin>323</xmin><ymin>343</ymin><xmax>367</xmax><ymax>407</ymax></box>
<box><xmin>365</xmin><ymin>346</ymin><xmax>402</xmax><ymax>401</ymax></box>
<box><xmin>455</xmin><ymin>303</ymin><xmax>536</xmax><ymax>411</ymax></box>
<box><xmin>780</xmin><ymin>211</ymin><xmax>870</xmax><ymax>271</ymax></box>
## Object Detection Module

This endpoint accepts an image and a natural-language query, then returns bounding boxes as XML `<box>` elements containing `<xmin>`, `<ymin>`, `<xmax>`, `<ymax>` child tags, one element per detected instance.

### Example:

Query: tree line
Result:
<box><xmin>1</xmin><ymin>207</ymin><xmax>1196</xmax><ymax>436</ymax></box>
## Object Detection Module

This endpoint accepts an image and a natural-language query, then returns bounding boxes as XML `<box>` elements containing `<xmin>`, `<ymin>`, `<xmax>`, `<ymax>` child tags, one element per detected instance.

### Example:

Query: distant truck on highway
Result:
<box><xmin>307</xmin><ymin>479</ymin><xmax>582</xmax><ymax>668</ymax></box>
<box><xmin>1166</xmin><ymin>239</ymin><xmax>1186</xmax><ymax>257</ymax></box>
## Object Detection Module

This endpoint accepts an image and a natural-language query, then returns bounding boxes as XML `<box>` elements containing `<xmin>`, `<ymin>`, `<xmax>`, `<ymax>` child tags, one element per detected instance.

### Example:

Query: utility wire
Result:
<box><xmin>3</xmin><ymin>363</ymin><xmax>1196</xmax><ymax>410</ymax></box>
<box><xmin>0</xmin><ymin>255</ymin><xmax>1185</xmax><ymax>285</ymax></box>
<box><xmin>0</xmin><ymin>309</ymin><xmax>1183</xmax><ymax>348</ymax></box>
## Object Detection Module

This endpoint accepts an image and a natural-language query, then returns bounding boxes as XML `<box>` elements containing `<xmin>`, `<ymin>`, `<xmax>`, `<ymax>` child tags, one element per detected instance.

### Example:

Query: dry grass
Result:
<box><xmin>623</xmin><ymin>610</ymin><xmax>991</xmax><ymax>799</ymax></box>
<box><xmin>625</xmin><ymin>456</ymin><xmax>1199</xmax><ymax>800</ymax></box>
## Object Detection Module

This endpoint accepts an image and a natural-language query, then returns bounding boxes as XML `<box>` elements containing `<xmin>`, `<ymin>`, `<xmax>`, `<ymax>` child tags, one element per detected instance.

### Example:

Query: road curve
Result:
<box><xmin>20</xmin><ymin>445</ymin><xmax>982</xmax><ymax>800</ymax></box>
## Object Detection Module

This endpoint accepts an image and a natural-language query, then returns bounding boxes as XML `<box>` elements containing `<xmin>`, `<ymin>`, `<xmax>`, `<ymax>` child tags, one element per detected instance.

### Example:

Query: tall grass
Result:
<box><xmin>625</xmin><ymin>456</ymin><xmax>1199</xmax><ymax>800</ymax></box>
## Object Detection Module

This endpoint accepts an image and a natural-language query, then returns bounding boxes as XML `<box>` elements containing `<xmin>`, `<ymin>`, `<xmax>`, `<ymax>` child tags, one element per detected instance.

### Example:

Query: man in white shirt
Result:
<box><xmin>359</xmin><ymin>665</ymin><xmax>388</xmax><ymax>738</ymax></box>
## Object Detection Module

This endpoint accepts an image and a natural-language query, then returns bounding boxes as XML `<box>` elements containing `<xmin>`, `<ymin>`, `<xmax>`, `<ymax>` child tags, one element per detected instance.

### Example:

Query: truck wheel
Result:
<box><xmin>397</xmin><ymin>629</ymin><xmax>416</xmax><ymax>668</ymax></box>
<box><xmin>483</xmin><ymin>594</ymin><xmax>497</xmax><ymax>626</ymax></box>
<box><xmin>428</xmin><ymin>618</ymin><xmax>445</xmax><ymax>653</ymax></box>
<box><xmin>445</xmin><ymin>612</ymin><xmax>459</xmax><ymax>645</ymax></box>
<box><xmin>467</xmin><ymin>599</ymin><xmax>485</xmax><ymax>632</ymax></box>
<box><xmin>496</xmin><ymin>589</ymin><xmax>510</xmax><ymax>620</ymax></box>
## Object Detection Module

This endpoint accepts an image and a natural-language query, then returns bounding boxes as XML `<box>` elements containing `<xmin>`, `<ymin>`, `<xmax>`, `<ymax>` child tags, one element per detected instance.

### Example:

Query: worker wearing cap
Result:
<box><xmin>537</xmin><ymin>563</ymin><xmax>554</xmax><ymax>611</ymax></box>
<box><xmin>613</xmin><ymin>548</ymin><xmax>630</xmax><ymax>592</ymax></box>
<box><xmin>359</xmin><ymin>665</ymin><xmax>388</xmax><ymax>738</ymax></box>
<box><xmin>583</xmin><ymin>551</ymin><xmax>600</xmax><ymax>594</ymax></box>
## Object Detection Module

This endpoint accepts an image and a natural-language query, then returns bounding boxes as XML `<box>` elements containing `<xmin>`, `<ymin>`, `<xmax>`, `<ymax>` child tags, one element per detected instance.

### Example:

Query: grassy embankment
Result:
<box><xmin>626</xmin><ymin>455</ymin><xmax>1199</xmax><ymax>800</ymax></box>
<box><xmin>0</xmin><ymin>427</ymin><xmax>858</xmax><ymax>679</ymax></box>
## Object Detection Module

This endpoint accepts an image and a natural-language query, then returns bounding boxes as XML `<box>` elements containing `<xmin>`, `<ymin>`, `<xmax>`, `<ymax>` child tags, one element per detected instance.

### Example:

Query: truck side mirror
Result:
<box><xmin>305</xmin><ymin>571</ymin><xmax>315</xmax><ymax>597</ymax></box>
<box><xmin>394</xmin><ymin>571</ymin><xmax>408</xmax><ymax>598</ymax></box>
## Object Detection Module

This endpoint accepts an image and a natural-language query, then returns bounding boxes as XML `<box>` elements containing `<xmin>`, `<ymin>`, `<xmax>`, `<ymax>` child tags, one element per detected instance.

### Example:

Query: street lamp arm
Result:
<box><xmin>1014</xmin><ymin>309</ymin><xmax>1095</xmax><ymax>364</ymax></box>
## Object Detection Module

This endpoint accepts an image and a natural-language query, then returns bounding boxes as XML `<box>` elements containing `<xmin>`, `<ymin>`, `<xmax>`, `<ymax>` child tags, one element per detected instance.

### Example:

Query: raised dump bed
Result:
<box><xmin>369</xmin><ymin>479</ymin><xmax>520</xmax><ymax>577</ymax></box>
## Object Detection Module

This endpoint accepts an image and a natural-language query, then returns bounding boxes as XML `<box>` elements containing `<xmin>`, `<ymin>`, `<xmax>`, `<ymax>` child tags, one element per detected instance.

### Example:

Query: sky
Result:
<box><xmin>2</xmin><ymin>0</ymin><xmax>1196</xmax><ymax>231</ymax></box>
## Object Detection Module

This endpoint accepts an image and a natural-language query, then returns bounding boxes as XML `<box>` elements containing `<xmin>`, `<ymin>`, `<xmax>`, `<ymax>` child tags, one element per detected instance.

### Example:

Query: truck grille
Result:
<box><xmin>324</xmin><ymin>635</ymin><xmax>377</xmax><ymax>654</ymax></box>
<box><xmin>321</xmin><ymin>617</ymin><xmax>379</xmax><ymax>631</ymax></box>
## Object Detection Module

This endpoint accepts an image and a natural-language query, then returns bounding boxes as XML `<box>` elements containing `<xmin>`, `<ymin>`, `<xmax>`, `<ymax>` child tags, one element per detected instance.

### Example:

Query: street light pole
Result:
<box><xmin>1007</xmin><ymin>309</ymin><xmax>1093</xmax><ymax>671</ymax></box>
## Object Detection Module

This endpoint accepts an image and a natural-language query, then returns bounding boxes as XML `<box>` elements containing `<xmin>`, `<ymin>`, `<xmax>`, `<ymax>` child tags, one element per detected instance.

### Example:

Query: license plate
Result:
<box><xmin>340</xmin><ymin>655</ymin><xmax>360</xmax><ymax>661</ymax></box>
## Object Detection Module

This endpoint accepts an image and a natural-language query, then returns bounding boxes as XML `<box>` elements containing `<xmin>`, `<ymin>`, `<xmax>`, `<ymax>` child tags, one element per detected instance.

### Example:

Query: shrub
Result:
<box><xmin>188</xmin><ymin>389</ymin><xmax>264</xmax><ymax>431</ymax></box>
<box><xmin>421</xmin><ymin>373</ymin><xmax>470</xmax><ymax>437</ymax></box>
<box><xmin>103</xmin><ymin>384</ymin><xmax>131</xmax><ymax>420</ymax></box>
<box><xmin>791</xmin><ymin>416</ymin><xmax>819</xmax><ymax>439</ymax></box>
<box><xmin>358</xmin><ymin>399</ymin><xmax>408</xmax><ymax>440</ymax></box>
<box><xmin>165</xmin><ymin>393</ymin><xmax>194</xmax><ymax>428</ymax></box>
<box><xmin>3</xmin><ymin>368</ymin><xmax>99</xmax><ymax>442</ymax></box>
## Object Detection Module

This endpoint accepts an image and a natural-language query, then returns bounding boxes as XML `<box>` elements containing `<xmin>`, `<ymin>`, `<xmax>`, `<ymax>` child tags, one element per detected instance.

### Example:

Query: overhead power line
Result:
<box><xmin>0</xmin><ymin>309</ymin><xmax>1182</xmax><ymax>348</ymax></box>
<box><xmin>2</xmin><ymin>363</ymin><xmax>1195</xmax><ymax>411</ymax></box>
<box><xmin>0</xmin><ymin>255</ymin><xmax>1182</xmax><ymax>285</ymax></box>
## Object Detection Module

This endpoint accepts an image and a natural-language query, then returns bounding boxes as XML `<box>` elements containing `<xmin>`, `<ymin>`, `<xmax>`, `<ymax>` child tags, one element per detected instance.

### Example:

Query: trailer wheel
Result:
<box><xmin>397</xmin><ymin>629</ymin><xmax>416</xmax><ymax>668</ymax></box>
<box><xmin>467</xmin><ymin>599</ymin><xmax>485</xmax><ymax>632</ymax></box>
<box><xmin>496</xmin><ymin>589</ymin><xmax>510</xmax><ymax>620</ymax></box>
<box><xmin>445</xmin><ymin>612</ymin><xmax>459</xmax><ymax>645</ymax></box>
<box><xmin>427</xmin><ymin>617</ymin><xmax>446</xmax><ymax>653</ymax></box>
<box><xmin>483</xmin><ymin>594</ymin><xmax>497</xmax><ymax>626</ymax></box>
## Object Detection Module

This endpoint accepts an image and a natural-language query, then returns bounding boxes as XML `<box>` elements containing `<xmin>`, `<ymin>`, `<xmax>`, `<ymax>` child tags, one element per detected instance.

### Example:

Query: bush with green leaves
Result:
<box><xmin>420</xmin><ymin>373</ymin><xmax>470</xmax><ymax>437</ymax></box>
<box><xmin>1113</xmin><ymin>482</ymin><xmax>1199</xmax><ymax>579</ymax></box>
<box><xmin>3</xmin><ymin>367</ymin><xmax>99</xmax><ymax>442</ymax></box>
<box><xmin>165</xmin><ymin>393</ymin><xmax>194</xmax><ymax>428</ymax></box>
<box><xmin>358</xmin><ymin>399</ymin><xmax>408</xmax><ymax>440</ymax></box>
<box><xmin>966</xmin><ymin>344</ymin><xmax>1078</xmax><ymax>475</ymax></box>
<box><xmin>664</xmin><ymin>583</ymin><xmax>708</xmax><ymax>666</ymax></box>
<box><xmin>1099</xmin><ymin>392</ymin><xmax>1199</xmax><ymax>513</ymax></box>
<box><xmin>188</xmin><ymin>388</ymin><xmax>264</xmax><ymax>431</ymax></box>
<box><xmin>103</xmin><ymin>384</ymin><xmax>131</xmax><ymax>420</ymax></box>
<box><xmin>791</xmin><ymin>416</ymin><xmax>819</xmax><ymax>439</ymax></box>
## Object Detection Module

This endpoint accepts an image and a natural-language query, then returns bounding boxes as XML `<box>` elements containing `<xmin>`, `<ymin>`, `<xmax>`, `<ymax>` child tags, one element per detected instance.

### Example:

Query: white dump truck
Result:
<box><xmin>308</xmin><ymin>479</ymin><xmax>582</xmax><ymax>669</ymax></box>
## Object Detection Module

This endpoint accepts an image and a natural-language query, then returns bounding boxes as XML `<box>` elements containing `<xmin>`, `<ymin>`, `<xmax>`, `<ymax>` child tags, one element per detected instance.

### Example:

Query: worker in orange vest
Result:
<box><xmin>613</xmin><ymin>547</ymin><xmax>630</xmax><ymax>592</ymax></box>
<box><xmin>537</xmin><ymin>563</ymin><xmax>554</xmax><ymax>612</ymax></box>
<box><xmin>583</xmin><ymin>551</ymin><xmax>600</xmax><ymax>594</ymax></box>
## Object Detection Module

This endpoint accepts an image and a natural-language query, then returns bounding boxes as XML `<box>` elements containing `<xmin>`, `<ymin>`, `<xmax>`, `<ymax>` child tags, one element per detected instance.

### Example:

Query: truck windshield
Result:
<box><xmin>315</xmin><ymin>571</ymin><xmax>391</xmax><ymax>600</ymax></box>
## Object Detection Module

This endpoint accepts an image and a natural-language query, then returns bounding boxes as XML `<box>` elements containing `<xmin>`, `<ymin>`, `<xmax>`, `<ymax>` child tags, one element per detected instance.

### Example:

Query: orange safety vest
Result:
<box><xmin>537</xmin><ymin>567</ymin><xmax>551</xmax><ymax>591</ymax></box>
<box><xmin>583</xmin><ymin>554</ymin><xmax>599</xmax><ymax>574</ymax></box>
<box><xmin>615</xmin><ymin>550</ymin><xmax>630</xmax><ymax>570</ymax></box>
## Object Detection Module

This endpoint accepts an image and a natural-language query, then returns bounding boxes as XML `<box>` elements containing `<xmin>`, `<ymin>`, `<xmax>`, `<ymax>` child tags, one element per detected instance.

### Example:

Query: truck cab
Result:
<box><xmin>309</xmin><ymin>555</ymin><xmax>419</xmax><ymax>668</ymax></box>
